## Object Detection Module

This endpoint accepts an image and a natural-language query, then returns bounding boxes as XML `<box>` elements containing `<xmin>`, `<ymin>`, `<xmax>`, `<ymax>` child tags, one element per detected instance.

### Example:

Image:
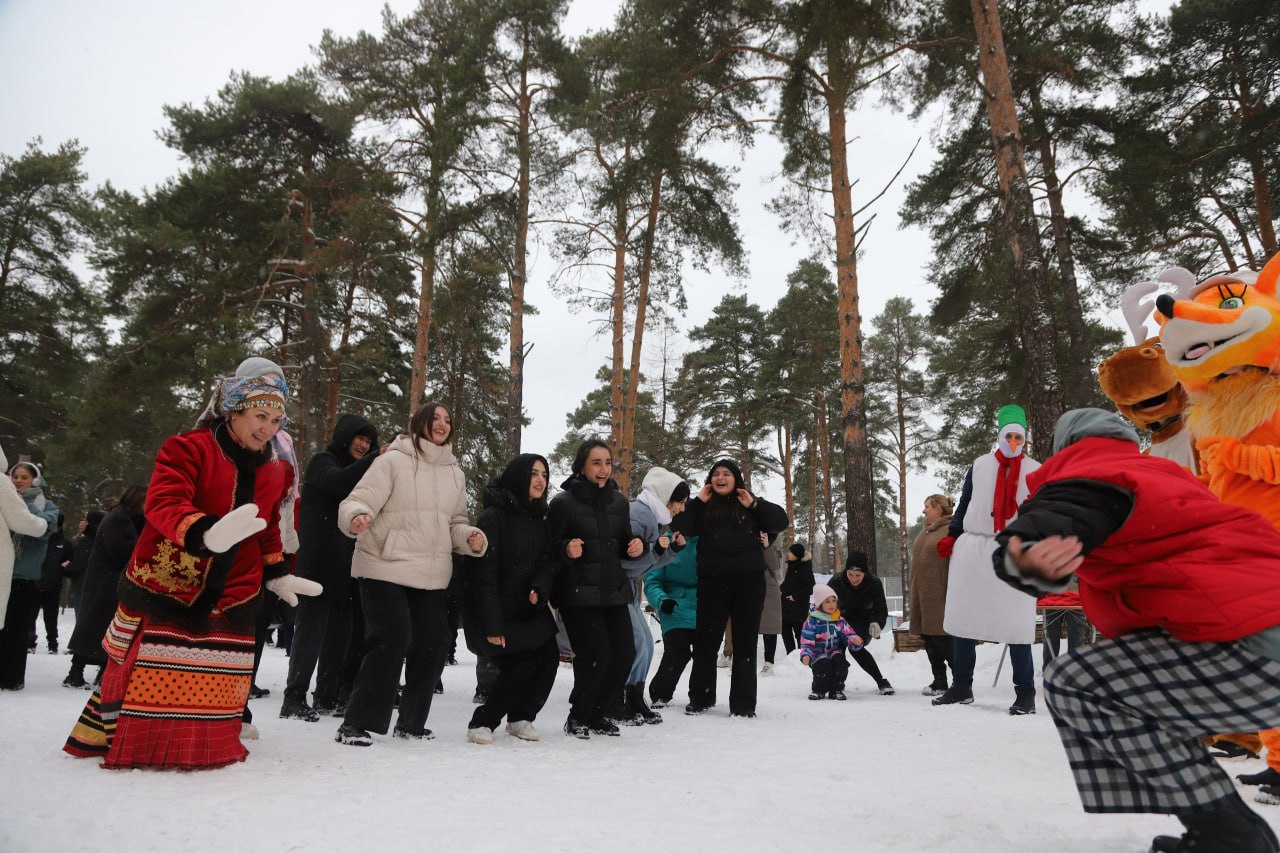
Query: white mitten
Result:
<box><xmin>203</xmin><ymin>504</ymin><xmax>267</xmax><ymax>553</ymax></box>
<box><xmin>281</xmin><ymin>516</ymin><xmax>300</xmax><ymax>555</ymax></box>
<box><xmin>869</xmin><ymin>623</ymin><xmax>882</xmax><ymax>639</ymax></box>
<box><xmin>266</xmin><ymin>575</ymin><xmax>323</xmax><ymax>607</ymax></box>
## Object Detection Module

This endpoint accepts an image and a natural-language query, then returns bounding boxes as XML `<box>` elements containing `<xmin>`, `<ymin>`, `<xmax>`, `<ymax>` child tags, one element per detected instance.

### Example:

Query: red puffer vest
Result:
<box><xmin>1027</xmin><ymin>436</ymin><xmax>1280</xmax><ymax>642</ymax></box>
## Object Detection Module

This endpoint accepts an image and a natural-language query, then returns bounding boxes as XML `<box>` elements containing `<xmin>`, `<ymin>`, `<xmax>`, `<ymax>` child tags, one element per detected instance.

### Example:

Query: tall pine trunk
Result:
<box><xmin>971</xmin><ymin>0</ymin><xmax>1064</xmax><ymax>451</ymax></box>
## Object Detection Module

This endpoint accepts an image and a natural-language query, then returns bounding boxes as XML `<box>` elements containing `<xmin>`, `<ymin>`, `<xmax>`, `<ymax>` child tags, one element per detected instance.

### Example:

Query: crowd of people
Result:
<box><xmin>6</xmin><ymin>354</ymin><xmax>1279</xmax><ymax>851</ymax></box>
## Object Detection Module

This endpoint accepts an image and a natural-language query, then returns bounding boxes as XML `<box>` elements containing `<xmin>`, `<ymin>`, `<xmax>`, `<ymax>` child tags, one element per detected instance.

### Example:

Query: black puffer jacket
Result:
<box><xmin>38</xmin><ymin>530</ymin><xmax>71</xmax><ymax>593</ymax></box>
<box><xmin>467</xmin><ymin>477</ymin><xmax>557</xmax><ymax>655</ymax></box>
<box><xmin>781</xmin><ymin>556</ymin><xmax>816</xmax><ymax>624</ymax></box>
<box><xmin>296</xmin><ymin>414</ymin><xmax>379</xmax><ymax>590</ymax></box>
<box><xmin>546</xmin><ymin>475</ymin><xmax>635</xmax><ymax>608</ymax></box>
<box><xmin>829</xmin><ymin>571</ymin><xmax>890</xmax><ymax>640</ymax></box>
<box><xmin>670</xmin><ymin>494</ymin><xmax>788</xmax><ymax>577</ymax></box>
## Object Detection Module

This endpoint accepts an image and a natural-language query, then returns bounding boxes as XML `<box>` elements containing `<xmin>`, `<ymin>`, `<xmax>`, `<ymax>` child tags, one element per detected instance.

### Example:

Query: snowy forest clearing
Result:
<box><xmin>3</xmin><ymin>613</ymin><xmax>1277</xmax><ymax>852</ymax></box>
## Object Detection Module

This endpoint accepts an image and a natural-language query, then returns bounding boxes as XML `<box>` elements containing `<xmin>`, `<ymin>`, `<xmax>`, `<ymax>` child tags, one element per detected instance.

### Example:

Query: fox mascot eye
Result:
<box><xmin>1220</xmin><ymin>295</ymin><xmax>1245</xmax><ymax>310</ymax></box>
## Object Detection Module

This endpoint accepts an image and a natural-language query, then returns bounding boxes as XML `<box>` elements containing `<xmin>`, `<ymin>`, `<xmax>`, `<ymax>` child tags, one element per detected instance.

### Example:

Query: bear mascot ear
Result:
<box><xmin>1097</xmin><ymin>278</ymin><xmax>1188</xmax><ymax>432</ymax></box>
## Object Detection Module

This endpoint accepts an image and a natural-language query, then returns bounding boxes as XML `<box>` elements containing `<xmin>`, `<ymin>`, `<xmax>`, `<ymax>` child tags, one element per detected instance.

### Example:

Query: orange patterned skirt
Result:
<box><xmin>64</xmin><ymin>606</ymin><xmax>255</xmax><ymax>769</ymax></box>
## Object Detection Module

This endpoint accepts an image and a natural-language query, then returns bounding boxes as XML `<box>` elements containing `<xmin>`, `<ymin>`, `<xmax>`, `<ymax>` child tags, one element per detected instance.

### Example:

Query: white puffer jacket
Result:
<box><xmin>338</xmin><ymin>435</ymin><xmax>486</xmax><ymax>590</ymax></box>
<box><xmin>0</xmin><ymin>444</ymin><xmax>50</xmax><ymax>628</ymax></box>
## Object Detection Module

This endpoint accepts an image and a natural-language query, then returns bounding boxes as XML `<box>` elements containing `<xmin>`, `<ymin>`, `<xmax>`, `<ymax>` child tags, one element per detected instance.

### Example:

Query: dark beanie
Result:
<box><xmin>705</xmin><ymin>458</ymin><xmax>745</xmax><ymax>490</ymax></box>
<box><xmin>789</xmin><ymin>543</ymin><xmax>806</xmax><ymax>559</ymax></box>
<box><xmin>845</xmin><ymin>550</ymin><xmax>869</xmax><ymax>572</ymax></box>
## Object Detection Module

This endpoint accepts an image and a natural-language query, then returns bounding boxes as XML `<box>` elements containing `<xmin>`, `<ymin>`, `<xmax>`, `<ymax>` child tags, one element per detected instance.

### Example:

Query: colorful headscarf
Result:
<box><xmin>218</xmin><ymin>374</ymin><xmax>289</xmax><ymax>414</ymax></box>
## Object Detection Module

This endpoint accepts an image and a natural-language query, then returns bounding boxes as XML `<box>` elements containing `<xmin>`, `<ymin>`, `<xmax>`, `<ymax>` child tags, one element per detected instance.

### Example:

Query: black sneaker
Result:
<box><xmin>1257</xmin><ymin>785</ymin><xmax>1280</xmax><ymax>807</ymax></box>
<box><xmin>249</xmin><ymin>683</ymin><xmax>270</xmax><ymax>699</ymax></box>
<box><xmin>649</xmin><ymin>696</ymin><xmax>670</xmax><ymax>709</ymax></box>
<box><xmin>588</xmin><ymin>718</ymin><xmax>621</xmax><ymax>736</ymax></box>
<box><xmin>1152</xmin><ymin>793</ymin><xmax>1279</xmax><ymax>853</ymax></box>
<box><xmin>62</xmin><ymin>669</ymin><xmax>88</xmax><ymax>689</ymax></box>
<box><xmin>808</xmin><ymin>691</ymin><xmax>824</xmax><ymax>701</ymax></box>
<box><xmin>829</xmin><ymin>690</ymin><xmax>847</xmax><ymax>701</ymax></box>
<box><xmin>335</xmin><ymin>723</ymin><xmax>372</xmax><ymax>746</ymax></box>
<box><xmin>932</xmin><ymin>685</ymin><xmax>974</xmax><ymax>706</ymax></box>
<box><xmin>730</xmin><ymin>711</ymin><xmax>756</xmax><ymax>718</ymax></box>
<box><xmin>877</xmin><ymin>680</ymin><xmax>895</xmax><ymax>696</ymax></box>
<box><xmin>280</xmin><ymin>695</ymin><xmax>320</xmax><ymax>722</ymax></box>
<box><xmin>684</xmin><ymin>703</ymin><xmax>713</xmax><ymax>715</ymax></box>
<box><xmin>1239</xmin><ymin>768</ymin><xmax>1280</xmax><ymax>787</ymax></box>
<box><xmin>311</xmin><ymin>695</ymin><xmax>341</xmax><ymax>717</ymax></box>
<box><xmin>1210</xmin><ymin>741</ymin><xmax>1259</xmax><ymax>759</ymax></box>
<box><xmin>392</xmin><ymin>727</ymin><xmax>435</xmax><ymax>740</ymax></box>
<box><xmin>563</xmin><ymin>717</ymin><xmax>591</xmax><ymax>739</ymax></box>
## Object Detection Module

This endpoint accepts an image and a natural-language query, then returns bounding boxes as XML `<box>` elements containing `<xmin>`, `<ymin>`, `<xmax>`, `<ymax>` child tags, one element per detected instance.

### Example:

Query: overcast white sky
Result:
<box><xmin>2</xmin><ymin>0</ymin><xmax>1085</xmax><ymax>528</ymax></box>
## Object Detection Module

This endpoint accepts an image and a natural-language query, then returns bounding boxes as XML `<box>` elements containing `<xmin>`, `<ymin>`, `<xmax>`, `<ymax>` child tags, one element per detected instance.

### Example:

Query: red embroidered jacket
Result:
<box><xmin>120</xmin><ymin>425</ymin><xmax>292</xmax><ymax>626</ymax></box>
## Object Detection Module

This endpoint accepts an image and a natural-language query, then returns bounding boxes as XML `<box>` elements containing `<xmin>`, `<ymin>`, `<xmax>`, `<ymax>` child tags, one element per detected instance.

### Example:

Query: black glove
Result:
<box><xmin>669</xmin><ymin>537</ymin><xmax>685</xmax><ymax>553</ymax></box>
<box><xmin>660</xmin><ymin>599</ymin><xmax>676</xmax><ymax>614</ymax></box>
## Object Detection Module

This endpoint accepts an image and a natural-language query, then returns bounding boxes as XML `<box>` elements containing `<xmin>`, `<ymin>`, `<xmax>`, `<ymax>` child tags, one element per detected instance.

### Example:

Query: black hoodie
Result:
<box><xmin>297</xmin><ymin>414</ymin><xmax>379</xmax><ymax>588</ymax></box>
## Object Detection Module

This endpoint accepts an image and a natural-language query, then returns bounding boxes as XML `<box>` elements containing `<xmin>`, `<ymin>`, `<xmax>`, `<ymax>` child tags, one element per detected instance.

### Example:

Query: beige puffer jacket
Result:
<box><xmin>338</xmin><ymin>435</ymin><xmax>486</xmax><ymax>590</ymax></box>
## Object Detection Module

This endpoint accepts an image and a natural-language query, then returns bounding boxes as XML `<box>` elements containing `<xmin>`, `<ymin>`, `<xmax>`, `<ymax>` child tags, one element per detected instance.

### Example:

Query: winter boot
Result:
<box><xmin>684</xmin><ymin>702</ymin><xmax>713</xmax><ymax>715</ymax></box>
<box><xmin>877</xmin><ymin>679</ymin><xmax>895</xmax><ymax>695</ymax></box>
<box><xmin>609</xmin><ymin>688</ymin><xmax>642</xmax><ymax>726</ymax></box>
<box><xmin>392</xmin><ymin>726</ymin><xmax>435</xmax><ymax>740</ymax></box>
<box><xmin>626</xmin><ymin>684</ymin><xmax>662</xmax><ymax>725</ymax></box>
<box><xmin>828</xmin><ymin>689</ymin><xmax>847</xmax><ymax>701</ymax></box>
<box><xmin>1009</xmin><ymin>690</ymin><xmax>1037</xmax><ymax>715</ymax></box>
<box><xmin>932</xmin><ymin>684</ymin><xmax>974</xmax><ymax>706</ymax></box>
<box><xmin>311</xmin><ymin>693</ymin><xmax>340</xmax><ymax>717</ymax></box>
<box><xmin>1257</xmin><ymin>786</ymin><xmax>1280</xmax><ymax>807</ymax></box>
<box><xmin>62</xmin><ymin>661</ymin><xmax>87</xmax><ymax>689</ymax></box>
<box><xmin>922</xmin><ymin>683</ymin><xmax>947</xmax><ymax>697</ymax></box>
<box><xmin>335</xmin><ymin>722</ymin><xmax>373</xmax><ymax>747</ymax></box>
<box><xmin>48</xmin><ymin>640</ymin><xmax>58</xmax><ymax>654</ymax></box>
<box><xmin>760</xmin><ymin>662</ymin><xmax>775</xmax><ymax>676</ymax></box>
<box><xmin>808</xmin><ymin>691</ymin><xmax>825</xmax><ymax>701</ymax></box>
<box><xmin>563</xmin><ymin>716</ymin><xmax>590</xmax><ymax>739</ymax></box>
<box><xmin>466</xmin><ymin>727</ymin><xmax>493</xmax><ymax>745</ymax></box>
<box><xmin>1149</xmin><ymin>794</ymin><xmax>1279</xmax><ymax>853</ymax></box>
<box><xmin>249</xmin><ymin>683</ymin><xmax>269</xmax><ymax>699</ymax></box>
<box><xmin>280</xmin><ymin>692</ymin><xmax>320</xmax><ymax>722</ymax></box>
<box><xmin>506</xmin><ymin>720</ymin><xmax>540</xmax><ymax>741</ymax></box>
<box><xmin>588</xmin><ymin>717</ymin><xmax>621</xmax><ymax>736</ymax></box>
<box><xmin>1239</xmin><ymin>768</ymin><xmax>1280</xmax><ymax>787</ymax></box>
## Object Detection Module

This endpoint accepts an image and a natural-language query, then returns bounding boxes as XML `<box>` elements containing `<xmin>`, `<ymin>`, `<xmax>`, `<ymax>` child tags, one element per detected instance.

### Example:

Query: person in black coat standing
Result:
<box><xmin>64</xmin><ymin>487</ymin><xmax>146</xmax><ymax>688</ymax></box>
<box><xmin>32</xmin><ymin>514</ymin><xmax>71</xmax><ymax>653</ymax></box>
<box><xmin>464</xmin><ymin>454</ymin><xmax>559</xmax><ymax>744</ymax></box>
<box><xmin>280</xmin><ymin>413</ymin><xmax>379</xmax><ymax>721</ymax></box>
<box><xmin>780</xmin><ymin>542</ymin><xmax>815</xmax><ymax>655</ymax></box>
<box><xmin>670</xmin><ymin>458</ymin><xmax>788</xmax><ymax>718</ymax></box>
<box><xmin>828</xmin><ymin>551</ymin><xmax>894</xmax><ymax>695</ymax></box>
<box><xmin>546</xmin><ymin>440</ymin><xmax>644</xmax><ymax>738</ymax></box>
<box><xmin>65</xmin><ymin>510</ymin><xmax>105</xmax><ymax>615</ymax></box>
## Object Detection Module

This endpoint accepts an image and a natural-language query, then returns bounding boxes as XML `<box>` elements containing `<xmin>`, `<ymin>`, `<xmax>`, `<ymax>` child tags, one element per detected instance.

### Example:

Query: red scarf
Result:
<box><xmin>992</xmin><ymin>450</ymin><xmax>1022</xmax><ymax>532</ymax></box>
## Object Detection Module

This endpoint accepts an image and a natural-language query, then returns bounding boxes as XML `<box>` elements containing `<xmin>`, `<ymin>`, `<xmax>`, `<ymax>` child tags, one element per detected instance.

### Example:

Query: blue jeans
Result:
<box><xmin>952</xmin><ymin>636</ymin><xmax>1034</xmax><ymax>693</ymax></box>
<box><xmin>626</xmin><ymin>598</ymin><xmax>654</xmax><ymax>685</ymax></box>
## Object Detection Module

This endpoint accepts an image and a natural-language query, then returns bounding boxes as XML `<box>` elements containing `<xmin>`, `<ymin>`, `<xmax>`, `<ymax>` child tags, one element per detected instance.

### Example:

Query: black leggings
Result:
<box><xmin>762</xmin><ymin>634</ymin><xmax>777</xmax><ymax>664</ymax></box>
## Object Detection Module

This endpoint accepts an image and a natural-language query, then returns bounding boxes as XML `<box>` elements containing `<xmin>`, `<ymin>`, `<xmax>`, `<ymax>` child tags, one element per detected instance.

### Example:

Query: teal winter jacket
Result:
<box><xmin>643</xmin><ymin>536</ymin><xmax>698</xmax><ymax>634</ymax></box>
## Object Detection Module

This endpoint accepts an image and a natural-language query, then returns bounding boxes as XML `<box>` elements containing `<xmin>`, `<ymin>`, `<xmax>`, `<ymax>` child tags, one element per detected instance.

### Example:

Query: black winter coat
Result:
<box><xmin>546</xmin><ymin>476</ymin><xmax>636</xmax><ymax>609</ymax></box>
<box><xmin>780</xmin><ymin>557</ymin><xmax>816</xmax><ymax>624</ymax></box>
<box><xmin>669</xmin><ymin>494</ymin><xmax>788</xmax><ymax>577</ymax></box>
<box><xmin>65</xmin><ymin>520</ymin><xmax>100</xmax><ymax>598</ymax></box>
<box><xmin>296</xmin><ymin>414</ymin><xmax>379</xmax><ymax>591</ymax></box>
<box><xmin>68</xmin><ymin>506</ymin><xmax>144</xmax><ymax>662</ymax></box>
<box><xmin>829</xmin><ymin>571</ymin><xmax>889</xmax><ymax>640</ymax></box>
<box><xmin>38</xmin><ymin>532</ymin><xmax>71</xmax><ymax>593</ymax></box>
<box><xmin>465</xmin><ymin>480</ymin><xmax>557</xmax><ymax>655</ymax></box>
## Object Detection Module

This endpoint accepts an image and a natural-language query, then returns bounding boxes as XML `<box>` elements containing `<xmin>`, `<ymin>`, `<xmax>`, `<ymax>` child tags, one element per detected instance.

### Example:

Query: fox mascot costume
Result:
<box><xmin>1156</xmin><ymin>251</ymin><xmax>1280</xmax><ymax>799</ymax></box>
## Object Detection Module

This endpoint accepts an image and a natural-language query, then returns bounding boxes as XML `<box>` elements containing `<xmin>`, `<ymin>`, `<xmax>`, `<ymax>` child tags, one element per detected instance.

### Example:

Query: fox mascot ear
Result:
<box><xmin>1258</xmin><ymin>251</ymin><xmax>1280</xmax><ymax>298</ymax></box>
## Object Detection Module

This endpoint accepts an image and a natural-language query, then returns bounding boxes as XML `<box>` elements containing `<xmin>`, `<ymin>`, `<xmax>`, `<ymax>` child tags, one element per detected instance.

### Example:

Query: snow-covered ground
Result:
<box><xmin>2</xmin><ymin>612</ymin><xmax>1276</xmax><ymax>853</ymax></box>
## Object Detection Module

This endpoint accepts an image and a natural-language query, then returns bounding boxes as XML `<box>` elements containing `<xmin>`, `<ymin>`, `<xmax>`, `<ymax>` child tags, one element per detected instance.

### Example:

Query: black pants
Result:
<box><xmin>344</xmin><ymin>579</ymin><xmax>450</xmax><ymax>735</ymax></box>
<box><xmin>1042</xmin><ymin>609</ymin><xmax>1089</xmax><ymax>667</ymax></box>
<box><xmin>0</xmin><ymin>580</ymin><xmax>41</xmax><ymax>688</ymax></box>
<box><xmin>284</xmin><ymin>586</ymin><xmax>354</xmax><ymax>704</ymax></box>
<box><xmin>469</xmin><ymin>638</ymin><xmax>559</xmax><ymax>731</ymax></box>
<box><xmin>811</xmin><ymin>654</ymin><xmax>850</xmax><ymax>694</ymax></box>
<box><xmin>689</xmin><ymin>571</ymin><xmax>765</xmax><ymax>715</ymax></box>
<box><xmin>762</xmin><ymin>634</ymin><xmax>777</xmax><ymax>664</ymax></box>
<box><xmin>31</xmin><ymin>587</ymin><xmax>60</xmax><ymax>649</ymax></box>
<box><xmin>649</xmin><ymin>627</ymin><xmax>695</xmax><ymax>703</ymax></box>
<box><xmin>922</xmin><ymin>633</ymin><xmax>954</xmax><ymax>687</ymax></box>
<box><xmin>560</xmin><ymin>604</ymin><xmax>635</xmax><ymax>724</ymax></box>
<box><xmin>339</xmin><ymin>579</ymin><xmax>365</xmax><ymax>701</ymax></box>
<box><xmin>780</xmin><ymin>619</ymin><xmax>804</xmax><ymax>655</ymax></box>
<box><xmin>848</xmin><ymin>646</ymin><xmax>885</xmax><ymax>684</ymax></box>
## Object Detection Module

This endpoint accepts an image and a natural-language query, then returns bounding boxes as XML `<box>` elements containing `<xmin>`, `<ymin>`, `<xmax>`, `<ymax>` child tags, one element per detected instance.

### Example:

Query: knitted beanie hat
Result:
<box><xmin>845</xmin><ymin>550</ymin><xmax>869</xmax><ymax>572</ymax></box>
<box><xmin>789</xmin><ymin>543</ymin><xmax>806</xmax><ymax>560</ymax></box>
<box><xmin>812</xmin><ymin>582</ymin><xmax>837</xmax><ymax>610</ymax></box>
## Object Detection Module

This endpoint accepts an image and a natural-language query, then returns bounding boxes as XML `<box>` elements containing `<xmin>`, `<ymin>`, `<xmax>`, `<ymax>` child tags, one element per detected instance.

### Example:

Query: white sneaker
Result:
<box><xmin>467</xmin><ymin>727</ymin><xmax>493</xmax><ymax>745</ymax></box>
<box><xmin>760</xmin><ymin>662</ymin><xmax>775</xmax><ymax>676</ymax></box>
<box><xmin>505</xmin><ymin>720</ymin><xmax>540</xmax><ymax>742</ymax></box>
<box><xmin>716</xmin><ymin>654</ymin><xmax>732</xmax><ymax>668</ymax></box>
<box><xmin>239</xmin><ymin>722</ymin><xmax>260</xmax><ymax>741</ymax></box>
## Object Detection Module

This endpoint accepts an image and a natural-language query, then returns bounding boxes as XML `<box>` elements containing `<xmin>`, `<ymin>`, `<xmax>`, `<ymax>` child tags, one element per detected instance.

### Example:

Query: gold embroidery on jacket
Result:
<box><xmin>131</xmin><ymin>540</ymin><xmax>205</xmax><ymax>592</ymax></box>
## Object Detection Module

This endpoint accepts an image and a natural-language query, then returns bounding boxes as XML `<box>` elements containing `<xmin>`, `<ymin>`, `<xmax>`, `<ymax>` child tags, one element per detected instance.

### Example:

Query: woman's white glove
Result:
<box><xmin>266</xmin><ymin>575</ymin><xmax>323</xmax><ymax>607</ymax></box>
<box><xmin>204</xmin><ymin>504</ymin><xmax>267</xmax><ymax>553</ymax></box>
<box><xmin>869</xmin><ymin>622</ymin><xmax>882</xmax><ymax>639</ymax></box>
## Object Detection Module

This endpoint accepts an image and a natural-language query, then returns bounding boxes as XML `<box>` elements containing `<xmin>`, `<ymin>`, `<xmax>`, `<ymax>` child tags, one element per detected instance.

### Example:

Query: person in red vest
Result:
<box><xmin>994</xmin><ymin>408</ymin><xmax>1280</xmax><ymax>853</ymax></box>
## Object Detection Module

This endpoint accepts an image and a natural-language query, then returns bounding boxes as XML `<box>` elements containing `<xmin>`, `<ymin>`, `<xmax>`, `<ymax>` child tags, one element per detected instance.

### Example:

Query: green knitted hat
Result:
<box><xmin>997</xmin><ymin>404</ymin><xmax>1027</xmax><ymax>431</ymax></box>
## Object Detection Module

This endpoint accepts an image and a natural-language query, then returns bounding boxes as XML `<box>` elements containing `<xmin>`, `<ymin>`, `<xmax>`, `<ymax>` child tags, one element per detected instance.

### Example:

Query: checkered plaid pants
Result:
<box><xmin>1043</xmin><ymin>628</ymin><xmax>1280</xmax><ymax>815</ymax></box>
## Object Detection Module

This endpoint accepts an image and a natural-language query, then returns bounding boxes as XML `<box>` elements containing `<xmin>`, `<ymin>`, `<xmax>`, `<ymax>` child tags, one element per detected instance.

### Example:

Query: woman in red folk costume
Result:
<box><xmin>64</xmin><ymin>370</ymin><xmax>320</xmax><ymax>769</ymax></box>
